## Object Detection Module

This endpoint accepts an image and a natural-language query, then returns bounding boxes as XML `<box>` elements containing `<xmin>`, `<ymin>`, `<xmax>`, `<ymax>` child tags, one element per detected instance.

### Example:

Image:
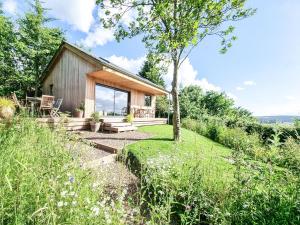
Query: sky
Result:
<box><xmin>2</xmin><ymin>0</ymin><xmax>300</xmax><ymax>116</ymax></box>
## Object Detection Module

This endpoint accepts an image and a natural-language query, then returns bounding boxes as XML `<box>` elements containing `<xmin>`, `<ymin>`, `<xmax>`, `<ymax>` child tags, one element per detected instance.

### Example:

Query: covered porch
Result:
<box><xmin>85</xmin><ymin>65</ymin><xmax>169</xmax><ymax>118</ymax></box>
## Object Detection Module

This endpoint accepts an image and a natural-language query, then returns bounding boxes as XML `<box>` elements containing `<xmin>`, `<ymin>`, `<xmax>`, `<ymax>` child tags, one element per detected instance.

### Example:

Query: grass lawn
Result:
<box><xmin>125</xmin><ymin>125</ymin><xmax>235</xmax><ymax>192</ymax></box>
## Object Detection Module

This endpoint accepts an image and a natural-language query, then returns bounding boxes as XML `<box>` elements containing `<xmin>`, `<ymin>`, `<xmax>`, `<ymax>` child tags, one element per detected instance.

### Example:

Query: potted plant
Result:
<box><xmin>125</xmin><ymin>113</ymin><xmax>134</xmax><ymax>124</ymax></box>
<box><xmin>74</xmin><ymin>102</ymin><xmax>84</xmax><ymax>118</ymax></box>
<box><xmin>90</xmin><ymin>112</ymin><xmax>101</xmax><ymax>132</ymax></box>
<box><xmin>0</xmin><ymin>97</ymin><xmax>15</xmax><ymax>120</ymax></box>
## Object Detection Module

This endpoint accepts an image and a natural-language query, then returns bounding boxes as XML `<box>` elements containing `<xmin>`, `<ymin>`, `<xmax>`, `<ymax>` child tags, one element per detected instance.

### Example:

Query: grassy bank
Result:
<box><xmin>125</xmin><ymin>125</ymin><xmax>300</xmax><ymax>224</ymax></box>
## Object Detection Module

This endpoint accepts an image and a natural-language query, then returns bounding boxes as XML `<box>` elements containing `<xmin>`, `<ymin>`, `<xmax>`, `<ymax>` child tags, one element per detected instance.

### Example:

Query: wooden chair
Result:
<box><xmin>11</xmin><ymin>92</ymin><xmax>28</xmax><ymax>111</ymax></box>
<box><xmin>50</xmin><ymin>98</ymin><xmax>63</xmax><ymax>117</ymax></box>
<box><xmin>39</xmin><ymin>95</ymin><xmax>54</xmax><ymax>116</ymax></box>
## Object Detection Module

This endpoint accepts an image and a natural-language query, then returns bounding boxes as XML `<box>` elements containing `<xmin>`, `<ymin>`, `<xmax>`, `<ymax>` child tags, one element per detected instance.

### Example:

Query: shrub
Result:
<box><xmin>125</xmin><ymin>113</ymin><xmax>134</xmax><ymax>123</ymax></box>
<box><xmin>227</xmin><ymin>152</ymin><xmax>300</xmax><ymax>224</ymax></box>
<box><xmin>0</xmin><ymin>97</ymin><xmax>15</xmax><ymax>119</ymax></box>
<box><xmin>218</xmin><ymin>127</ymin><xmax>261</xmax><ymax>154</ymax></box>
<box><xmin>90</xmin><ymin>112</ymin><xmax>101</xmax><ymax>122</ymax></box>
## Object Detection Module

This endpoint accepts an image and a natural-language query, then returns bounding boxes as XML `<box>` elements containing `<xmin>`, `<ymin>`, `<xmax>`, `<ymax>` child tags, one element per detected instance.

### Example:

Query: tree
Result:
<box><xmin>139</xmin><ymin>54</ymin><xmax>166</xmax><ymax>88</ymax></box>
<box><xmin>0</xmin><ymin>10</ymin><xmax>20</xmax><ymax>96</ymax></box>
<box><xmin>96</xmin><ymin>0</ymin><xmax>255</xmax><ymax>141</ymax></box>
<box><xmin>17</xmin><ymin>0</ymin><xmax>64</xmax><ymax>96</ymax></box>
<box><xmin>179</xmin><ymin>85</ymin><xmax>205</xmax><ymax>119</ymax></box>
<box><xmin>138</xmin><ymin>54</ymin><xmax>169</xmax><ymax>117</ymax></box>
<box><xmin>202</xmin><ymin>91</ymin><xmax>234</xmax><ymax>117</ymax></box>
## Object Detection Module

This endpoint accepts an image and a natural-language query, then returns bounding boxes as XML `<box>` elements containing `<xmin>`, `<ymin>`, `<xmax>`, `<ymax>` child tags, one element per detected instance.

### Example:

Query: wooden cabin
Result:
<box><xmin>41</xmin><ymin>41</ymin><xmax>168</xmax><ymax>121</ymax></box>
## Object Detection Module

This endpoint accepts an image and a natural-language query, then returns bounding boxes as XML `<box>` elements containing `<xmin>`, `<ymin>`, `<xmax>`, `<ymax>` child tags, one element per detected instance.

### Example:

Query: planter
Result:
<box><xmin>0</xmin><ymin>106</ymin><xmax>15</xmax><ymax>119</ymax></box>
<box><xmin>74</xmin><ymin>110</ymin><xmax>83</xmax><ymax>118</ymax></box>
<box><xmin>90</xmin><ymin>121</ymin><xmax>101</xmax><ymax>132</ymax></box>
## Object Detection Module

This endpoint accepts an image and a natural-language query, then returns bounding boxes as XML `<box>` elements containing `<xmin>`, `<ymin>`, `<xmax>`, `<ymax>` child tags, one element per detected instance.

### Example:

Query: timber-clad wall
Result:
<box><xmin>42</xmin><ymin>47</ymin><xmax>157</xmax><ymax>117</ymax></box>
<box><xmin>43</xmin><ymin>49</ymin><xmax>100</xmax><ymax>114</ymax></box>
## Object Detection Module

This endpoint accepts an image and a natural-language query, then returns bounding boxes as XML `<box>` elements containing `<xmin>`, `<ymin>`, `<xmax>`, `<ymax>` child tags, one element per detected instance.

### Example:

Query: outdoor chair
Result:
<box><xmin>50</xmin><ymin>98</ymin><xmax>63</xmax><ymax>117</ymax></box>
<box><xmin>39</xmin><ymin>95</ymin><xmax>55</xmax><ymax>116</ymax></box>
<box><xmin>11</xmin><ymin>92</ymin><xmax>27</xmax><ymax>111</ymax></box>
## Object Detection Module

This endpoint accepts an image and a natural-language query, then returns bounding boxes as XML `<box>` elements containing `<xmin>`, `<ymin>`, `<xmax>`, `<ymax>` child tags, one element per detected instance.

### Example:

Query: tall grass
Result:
<box><xmin>0</xmin><ymin>117</ymin><xmax>131</xmax><ymax>224</ymax></box>
<box><xmin>127</xmin><ymin>145</ymin><xmax>300</xmax><ymax>224</ymax></box>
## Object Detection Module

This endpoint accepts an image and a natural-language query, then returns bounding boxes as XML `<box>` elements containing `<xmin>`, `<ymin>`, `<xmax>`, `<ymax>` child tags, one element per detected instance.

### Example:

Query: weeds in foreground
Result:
<box><xmin>0</xmin><ymin>117</ymin><xmax>134</xmax><ymax>224</ymax></box>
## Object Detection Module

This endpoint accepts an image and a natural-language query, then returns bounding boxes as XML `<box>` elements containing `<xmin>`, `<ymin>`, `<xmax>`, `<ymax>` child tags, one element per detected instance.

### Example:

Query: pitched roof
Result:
<box><xmin>41</xmin><ymin>41</ymin><xmax>169</xmax><ymax>94</ymax></box>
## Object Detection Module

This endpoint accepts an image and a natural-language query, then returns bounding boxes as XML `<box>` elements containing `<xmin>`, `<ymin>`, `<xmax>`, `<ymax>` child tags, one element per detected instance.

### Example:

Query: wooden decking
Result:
<box><xmin>37</xmin><ymin>117</ymin><xmax>167</xmax><ymax>131</ymax></box>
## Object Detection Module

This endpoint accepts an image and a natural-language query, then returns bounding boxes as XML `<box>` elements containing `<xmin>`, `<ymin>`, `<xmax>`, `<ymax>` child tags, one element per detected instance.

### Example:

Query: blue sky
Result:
<box><xmin>2</xmin><ymin>0</ymin><xmax>300</xmax><ymax>116</ymax></box>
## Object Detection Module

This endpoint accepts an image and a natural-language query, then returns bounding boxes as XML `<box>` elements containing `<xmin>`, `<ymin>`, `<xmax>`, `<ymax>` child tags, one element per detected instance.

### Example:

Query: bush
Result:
<box><xmin>0</xmin><ymin>97</ymin><xmax>15</xmax><ymax>119</ymax></box>
<box><xmin>227</xmin><ymin>152</ymin><xmax>300</xmax><ymax>224</ymax></box>
<box><xmin>218</xmin><ymin>127</ymin><xmax>261</xmax><ymax>155</ymax></box>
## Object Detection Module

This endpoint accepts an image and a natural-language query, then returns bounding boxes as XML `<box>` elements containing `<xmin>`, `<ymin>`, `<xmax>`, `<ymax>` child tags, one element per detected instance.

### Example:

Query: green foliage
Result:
<box><xmin>0</xmin><ymin>97</ymin><xmax>15</xmax><ymax>109</ymax></box>
<box><xmin>17</xmin><ymin>0</ymin><xmax>64</xmax><ymax>96</ymax></box>
<box><xmin>0</xmin><ymin>117</ymin><xmax>128</xmax><ymax>224</ymax></box>
<box><xmin>138</xmin><ymin>53</ymin><xmax>166</xmax><ymax>88</ymax></box>
<box><xmin>97</xmin><ymin>0</ymin><xmax>255</xmax><ymax>140</ymax></box>
<box><xmin>179</xmin><ymin>85</ymin><xmax>256</xmax><ymax>124</ymax></box>
<box><xmin>202</xmin><ymin>91</ymin><xmax>235</xmax><ymax>117</ymax></box>
<box><xmin>179</xmin><ymin>85</ymin><xmax>205</xmax><ymax>119</ymax></box>
<box><xmin>90</xmin><ymin>112</ymin><xmax>101</xmax><ymax>122</ymax></box>
<box><xmin>75</xmin><ymin>102</ymin><xmax>85</xmax><ymax>112</ymax></box>
<box><xmin>0</xmin><ymin>12</ymin><xmax>20</xmax><ymax>97</ymax></box>
<box><xmin>294</xmin><ymin>118</ymin><xmax>300</xmax><ymax>128</ymax></box>
<box><xmin>125</xmin><ymin>113</ymin><xmax>134</xmax><ymax>123</ymax></box>
<box><xmin>0</xmin><ymin>0</ymin><xmax>64</xmax><ymax>98</ymax></box>
<box><xmin>155</xmin><ymin>96</ymin><xmax>169</xmax><ymax>118</ymax></box>
<box><xmin>138</xmin><ymin>54</ymin><xmax>169</xmax><ymax>117</ymax></box>
<box><xmin>125</xmin><ymin>125</ymin><xmax>300</xmax><ymax>224</ymax></box>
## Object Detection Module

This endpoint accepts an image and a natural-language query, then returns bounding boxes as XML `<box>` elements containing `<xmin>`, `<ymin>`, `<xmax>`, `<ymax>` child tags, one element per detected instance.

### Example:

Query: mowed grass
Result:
<box><xmin>126</xmin><ymin>125</ymin><xmax>235</xmax><ymax>192</ymax></box>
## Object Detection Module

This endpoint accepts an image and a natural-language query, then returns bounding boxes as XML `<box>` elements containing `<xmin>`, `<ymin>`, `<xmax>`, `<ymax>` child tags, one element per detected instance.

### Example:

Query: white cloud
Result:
<box><xmin>236</xmin><ymin>86</ymin><xmax>245</xmax><ymax>91</ymax></box>
<box><xmin>2</xmin><ymin>0</ymin><xmax>17</xmax><ymax>14</ymax></box>
<box><xmin>243</xmin><ymin>80</ymin><xmax>256</xmax><ymax>86</ymax></box>
<box><xmin>227</xmin><ymin>93</ymin><xmax>238</xmax><ymax>101</ymax></box>
<box><xmin>253</xmin><ymin>102</ymin><xmax>300</xmax><ymax>116</ymax></box>
<box><xmin>165</xmin><ymin>58</ymin><xmax>221</xmax><ymax>92</ymax></box>
<box><xmin>80</xmin><ymin>26</ymin><xmax>114</xmax><ymax>47</ymax></box>
<box><xmin>106</xmin><ymin>55</ymin><xmax>146</xmax><ymax>74</ymax></box>
<box><xmin>44</xmin><ymin>0</ymin><xmax>96</xmax><ymax>32</ymax></box>
<box><xmin>105</xmin><ymin>55</ymin><xmax>221</xmax><ymax>93</ymax></box>
<box><xmin>286</xmin><ymin>95</ymin><xmax>296</xmax><ymax>101</ymax></box>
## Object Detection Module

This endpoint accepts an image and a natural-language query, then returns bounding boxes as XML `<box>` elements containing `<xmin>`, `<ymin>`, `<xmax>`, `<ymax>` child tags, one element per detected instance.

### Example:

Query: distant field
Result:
<box><xmin>257</xmin><ymin>115</ymin><xmax>300</xmax><ymax>124</ymax></box>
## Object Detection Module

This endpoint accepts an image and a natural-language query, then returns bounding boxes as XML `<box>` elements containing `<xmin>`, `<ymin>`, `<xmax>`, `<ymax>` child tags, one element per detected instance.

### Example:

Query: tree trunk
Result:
<box><xmin>172</xmin><ymin>58</ymin><xmax>181</xmax><ymax>141</ymax></box>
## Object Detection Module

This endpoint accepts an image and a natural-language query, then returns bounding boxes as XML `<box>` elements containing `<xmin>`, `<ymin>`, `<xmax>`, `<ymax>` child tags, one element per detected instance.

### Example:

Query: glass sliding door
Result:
<box><xmin>95</xmin><ymin>84</ymin><xmax>129</xmax><ymax>116</ymax></box>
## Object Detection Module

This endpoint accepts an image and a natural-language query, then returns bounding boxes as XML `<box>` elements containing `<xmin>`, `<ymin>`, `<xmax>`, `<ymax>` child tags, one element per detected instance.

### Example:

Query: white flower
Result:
<box><xmin>64</xmin><ymin>202</ymin><xmax>68</xmax><ymax>206</ymax></box>
<box><xmin>91</xmin><ymin>206</ymin><xmax>100</xmax><ymax>216</ymax></box>
<box><xmin>72</xmin><ymin>201</ymin><xmax>77</xmax><ymax>206</ymax></box>
<box><xmin>61</xmin><ymin>190</ymin><xmax>68</xmax><ymax>197</ymax></box>
<box><xmin>57</xmin><ymin>201</ymin><xmax>64</xmax><ymax>207</ymax></box>
<box><xmin>69</xmin><ymin>191</ymin><xmax>75</xmax><ymax>197</ymax></box>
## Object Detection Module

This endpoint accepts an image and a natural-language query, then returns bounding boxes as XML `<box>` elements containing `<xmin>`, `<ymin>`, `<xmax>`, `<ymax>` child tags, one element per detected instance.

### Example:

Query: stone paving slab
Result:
<box><xmin>77</xmin><ymin>130</ymin><xmax>153</xmax><ymax>152</ymax></box>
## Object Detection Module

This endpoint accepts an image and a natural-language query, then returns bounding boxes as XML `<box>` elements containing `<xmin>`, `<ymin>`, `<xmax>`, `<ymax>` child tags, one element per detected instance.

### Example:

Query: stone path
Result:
<box><xmin>76</xmin><ymin>130</ymin><xmax>153</xmax><ymax>153</ymax></box>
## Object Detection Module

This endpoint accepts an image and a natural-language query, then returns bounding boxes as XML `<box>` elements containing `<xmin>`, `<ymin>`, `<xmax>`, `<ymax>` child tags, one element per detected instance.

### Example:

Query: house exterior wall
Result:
<box><xmin>42</xmin><ymin>47</ymin><xmax>158</xmax><ymax>118</ymax></box>
<box><xmin>42</xmin><ymin>49</ymin><xmax>99</xmax><ymax>114</ymax></box>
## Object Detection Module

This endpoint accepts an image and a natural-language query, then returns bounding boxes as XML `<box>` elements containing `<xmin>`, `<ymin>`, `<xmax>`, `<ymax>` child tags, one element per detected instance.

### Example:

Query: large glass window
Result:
<box><xmin>95</xmin><ymin>84</ymin><xmax>129</xmax><ymax>116</ymax></box>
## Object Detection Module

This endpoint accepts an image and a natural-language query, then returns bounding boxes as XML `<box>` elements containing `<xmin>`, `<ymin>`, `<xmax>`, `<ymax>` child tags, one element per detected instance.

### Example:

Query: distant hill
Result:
<box><xmin>257</xmin><ymin>115</ymin><xmax>300</xmax><ymax>124</ymax></box>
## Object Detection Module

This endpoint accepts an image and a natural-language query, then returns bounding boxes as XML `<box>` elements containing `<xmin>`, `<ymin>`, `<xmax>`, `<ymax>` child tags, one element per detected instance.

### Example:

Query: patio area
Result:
<box><xmin>77</xmin><ymin>130</ymin><xmax>154</xmax><ymax>153</ymax></box>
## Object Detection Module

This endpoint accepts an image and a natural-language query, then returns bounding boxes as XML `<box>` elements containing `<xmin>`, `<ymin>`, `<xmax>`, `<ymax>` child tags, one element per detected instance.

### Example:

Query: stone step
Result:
<box><xmin>104</xmin><ymin>125</ymin><xmax>137</xmax><ymax>133</ymax></box>
<box><xmin>83</xmin><ymin>154</ymin><xmax>117</xmax><ymax>169</ymax></box>
<box><xmin>104</xmin><ymin>122</ymin><xmax>131</xmax><ymax>127</ymax></box>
